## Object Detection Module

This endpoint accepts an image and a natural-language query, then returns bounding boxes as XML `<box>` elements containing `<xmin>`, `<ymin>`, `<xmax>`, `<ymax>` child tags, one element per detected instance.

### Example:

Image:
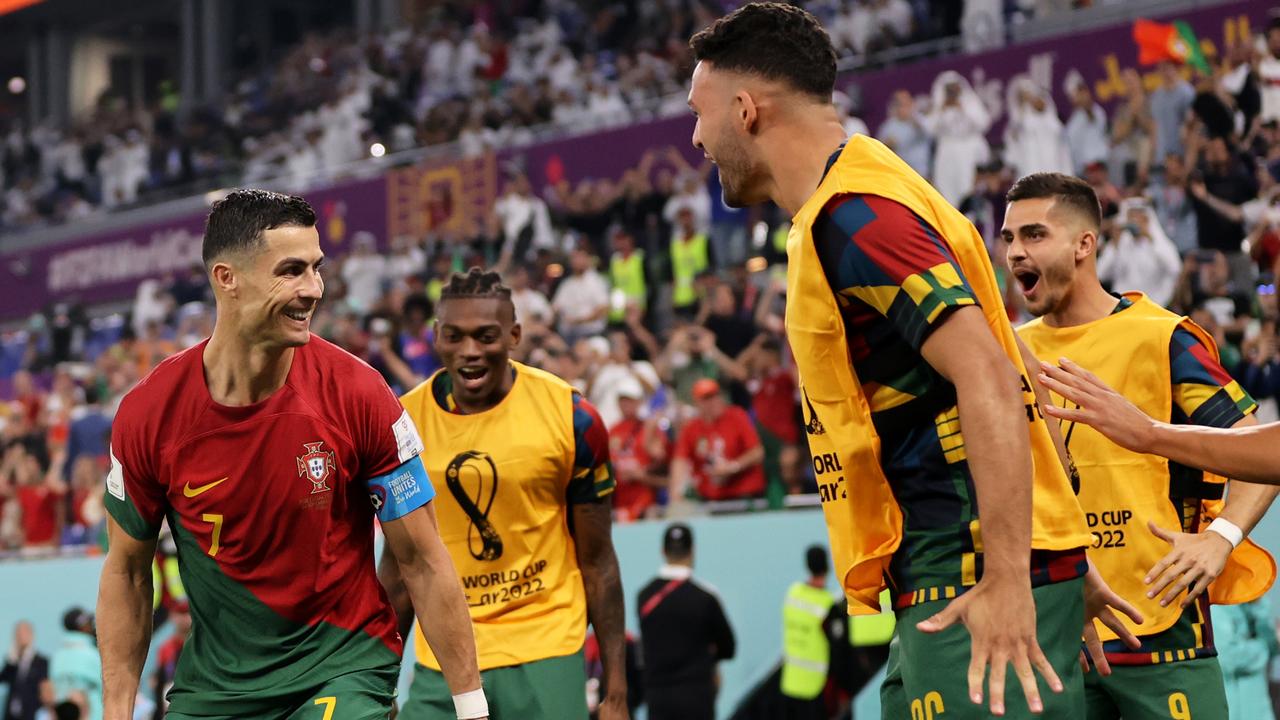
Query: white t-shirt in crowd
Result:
<box><xmin>552</xmin><ymin>270</ymin><xmax>609</xmax><ymax>336</ymax></box>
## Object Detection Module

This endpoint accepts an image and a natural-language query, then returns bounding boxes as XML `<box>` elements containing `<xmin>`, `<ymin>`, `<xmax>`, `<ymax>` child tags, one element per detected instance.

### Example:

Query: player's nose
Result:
<box><xmin>299</xmin><ymin>268</ymin><xmax>323</xmax><ymax>300</ymax></box>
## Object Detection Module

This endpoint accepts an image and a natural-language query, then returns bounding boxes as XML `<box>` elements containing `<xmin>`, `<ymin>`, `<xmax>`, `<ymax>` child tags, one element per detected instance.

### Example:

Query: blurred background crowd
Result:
<box><xmin>1</xmin><ymin>1</ymin><xmax>1280</xmax><ymax>719</ymax></box>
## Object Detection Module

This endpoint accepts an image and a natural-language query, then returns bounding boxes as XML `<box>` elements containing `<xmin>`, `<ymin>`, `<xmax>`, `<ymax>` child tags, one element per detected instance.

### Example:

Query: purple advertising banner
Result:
<box><xmin>0</xmin><ymin>178</ymin><xmax>387</xmax><ymax>321</ymax></box>
<box><xmin>513</xmin><ymin>115</ymin><xmax>698</xmax><ymax>191</ymax></box>
<box><xmin>844</xmin><ymin>1</ymin><xmax>1265</xmax><ymax>139</ymax></box>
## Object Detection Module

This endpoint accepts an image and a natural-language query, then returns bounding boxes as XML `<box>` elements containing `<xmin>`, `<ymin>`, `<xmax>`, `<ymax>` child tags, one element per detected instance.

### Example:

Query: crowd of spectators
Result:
<box><xmin>3</xmin><ymin>13</ymin><xmax>1280</xmax><ymax>555</ymax></box>
<box><xmin>0</xmin><ymin>0</ymin><xmax>966</xmax><ymax>234</ymax></box>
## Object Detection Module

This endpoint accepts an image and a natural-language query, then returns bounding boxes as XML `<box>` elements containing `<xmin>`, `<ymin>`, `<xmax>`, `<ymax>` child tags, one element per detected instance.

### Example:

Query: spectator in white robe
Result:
<box><xmin>923</xmin><ymin>72</ymin><xmax>991</xmax><ymax>206</ymax></box>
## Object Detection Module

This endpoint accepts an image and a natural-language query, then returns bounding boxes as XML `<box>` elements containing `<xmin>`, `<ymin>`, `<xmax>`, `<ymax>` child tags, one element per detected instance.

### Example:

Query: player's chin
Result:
<box><xmin>277</xmin><ymin>323</ymin><xmax>312</xmax><ymax>347</ymax></box>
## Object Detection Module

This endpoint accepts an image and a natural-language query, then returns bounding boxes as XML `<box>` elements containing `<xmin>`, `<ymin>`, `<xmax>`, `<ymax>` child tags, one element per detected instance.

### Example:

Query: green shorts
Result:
<box><xmin>880</xmin><ymin>576</ymin><xmax>1086</xmax><ymax>720</ymax></box>
<box><xmin>1083</xmin><ymin>656</ymin><xmax>1227</xmax><ymax>720</ymax></box>
<box><xmin>165</xmin><ymin>665</ymin><xmax>397</xmax><ymax>720</ymax></box>
<box><xmin>401</xmin><ymin>649</ymin><xmax>587</xmax><ymax>720</ymax></box>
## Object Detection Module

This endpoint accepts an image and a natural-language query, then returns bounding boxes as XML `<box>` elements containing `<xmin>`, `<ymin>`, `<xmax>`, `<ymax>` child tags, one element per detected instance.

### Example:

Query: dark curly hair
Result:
<box><xmin>439</xmin><ymin>267</ymin><xmax>515</xmax><ymax>316</ymax></box>
<box><xmin>689</xmin><ymin>2</ymin><xmax>837</xmax><ymax>101</ymax></box>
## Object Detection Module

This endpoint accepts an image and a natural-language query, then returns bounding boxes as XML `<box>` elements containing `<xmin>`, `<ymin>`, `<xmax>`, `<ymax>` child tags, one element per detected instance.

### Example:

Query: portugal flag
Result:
<box><xmin>1133</xmin><ymin>19</ymin><xmax>1210</xmax><ymax>74</ymax></box>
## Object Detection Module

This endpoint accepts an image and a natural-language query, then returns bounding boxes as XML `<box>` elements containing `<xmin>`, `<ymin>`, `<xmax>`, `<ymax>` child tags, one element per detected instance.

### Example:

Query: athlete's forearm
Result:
<box><xmin>376</xmin><ymin>547</ymin><xmax>416</xmax><ymax>642</ymax></box>
<box><xmin>402</xmin><ymin>537</ymin><xmax>482</xmax><ymax>695</ymax></box>
<box><xmin>1144</xmin><ymin>421</ymin><xmax>1280</xmax><ymax>486</ymax></box>
<box><xmin>1199</xmin><ymin>415</ymin><xmax>1280</xmax><ymax>530</ymax></box>
<box><xmin>97</xmin><ymin>554</ymin><xmax>154</xmax><ymax>719</ymax></box>
<box><xmin>575</xmin><ymin>503</ymin><xmax>629</xmax><ymax>699</ymax></box>
<box><xmin>955</xmin><ymin>360</ymin><xmax>1035</xmax><ymax>579</ymax></box>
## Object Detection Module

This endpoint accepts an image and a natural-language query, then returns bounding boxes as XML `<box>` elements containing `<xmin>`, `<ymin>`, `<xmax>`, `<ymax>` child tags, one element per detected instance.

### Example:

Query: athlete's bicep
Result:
<box><xmin>920</xmin><ymin>305</ymin><xmax>1015</xmax><ymax>386</ymax></box>
<box><xmin>380</xmin><ymin>500</ymin><xmax>449</xmax><ymax>574</ymax></box>
<box><xmin>103</xmin><ymin>513</ymin><xmax>159</xmax><ymax>573</ymax></box>
<box><xmin>366</xmin><ymin>455</ymin><xmax>436</xmax><ymax>523</ymax></box>
<box><xmin>813</xmin><ymin>193</ymin><xmax>977</xmax><ymax>350</ymax></box>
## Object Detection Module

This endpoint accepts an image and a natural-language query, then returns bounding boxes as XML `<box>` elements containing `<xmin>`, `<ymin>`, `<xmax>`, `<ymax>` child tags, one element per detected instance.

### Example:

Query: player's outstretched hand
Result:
<box><xmin>597</xmin><ymin>692</ymin><xmax>630</xmax><ymax>720</ymax></box>
<box><xmin>1037</xmin><ymin>359</ymin><xmax>1156</xmax><ymax>454</ymax></box>
<box><xmin>1145</xmin><ymin>521</ymin><xmax>1232</xmax><ymax>608</ymax></box>
<box><xmin>916</xmin><ymin>576</ymin><xmax>1062</xmax><ymax>716</ymax></box>
<box><xmin>1080</xmin><ymin>559</ymin><xmax>1143</xmax><ymax>676</ymax></box>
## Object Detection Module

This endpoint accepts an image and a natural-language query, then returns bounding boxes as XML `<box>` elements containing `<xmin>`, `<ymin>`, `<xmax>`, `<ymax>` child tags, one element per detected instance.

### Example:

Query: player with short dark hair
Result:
<box><xmin>1009</xmin><ymin>172</ymin><xmax>1277</xmax><ymax>719</ymax></box>
<box><xmin>97</xmin><ymin>188</ymin><xmax>486</xmax><ymax>720</ymax></box>
<box><xmin>686</xmin><ymin>5</ymin><xmax>1138</xmax><ymax>717</ymax></box>
<box><xmin>380</xmin><ymin>268</ymin><xmax>630</xmax><ymax>720</ymax></box>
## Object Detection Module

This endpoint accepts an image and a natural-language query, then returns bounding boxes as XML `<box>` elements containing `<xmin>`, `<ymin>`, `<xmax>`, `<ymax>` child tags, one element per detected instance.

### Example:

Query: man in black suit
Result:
<box><xmin>1</xmin><ymin>621</ymin><xmax>49</xmax><ymax>720</ymax></box>
<box><xmin>637</xmin><ymin>523</ymin><xmax>736</xmax><ymax>720</ymax></box>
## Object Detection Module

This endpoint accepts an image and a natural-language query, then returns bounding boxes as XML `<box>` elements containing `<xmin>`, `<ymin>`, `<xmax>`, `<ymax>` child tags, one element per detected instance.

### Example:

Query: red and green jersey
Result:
<box><xmin>104</xmin><ymin>336</ymin><xmax>434</xmax><ymax>716</ymax></box>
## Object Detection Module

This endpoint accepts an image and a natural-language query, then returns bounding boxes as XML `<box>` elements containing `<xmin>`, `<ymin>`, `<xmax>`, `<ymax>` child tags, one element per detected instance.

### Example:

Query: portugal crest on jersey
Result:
<box><xmin>296</xmin><ymin>442</ymin><xmax>336</xmax><ymax>494</ymax></box>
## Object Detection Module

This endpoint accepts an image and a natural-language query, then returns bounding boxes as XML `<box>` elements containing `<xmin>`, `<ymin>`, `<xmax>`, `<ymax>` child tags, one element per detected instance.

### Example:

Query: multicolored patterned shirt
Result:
<box><xmin>812</xmin><ymin>190</ymin><xmax>1086</xmax><ymax>607</ymax></box>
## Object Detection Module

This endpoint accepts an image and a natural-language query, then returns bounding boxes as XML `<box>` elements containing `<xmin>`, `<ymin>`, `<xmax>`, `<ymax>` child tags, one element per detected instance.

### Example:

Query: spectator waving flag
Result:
<box><xmin>1133</xmin><ymin>18</ymin><xmax>1210</xmax><ymax>75</ymax></box>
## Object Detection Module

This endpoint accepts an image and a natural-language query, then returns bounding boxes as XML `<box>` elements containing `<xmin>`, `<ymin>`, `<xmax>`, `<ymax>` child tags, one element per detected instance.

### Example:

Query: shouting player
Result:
<box><xmin>97</xmin><ymin>190</ymin><xmax>486</xmax><ymax>720</ymax></box>
<box><xmin>1009</xmin><ymin>173</ymin><xmax>1277</xmax><ymax>719</ymax></box>
<box><xmin>379</xmin><ymin>268</ymin><xmax>629</xmax><ymax>720</ymax></box>
<box><xmin>686</xmin><ymin>4</ymin><xmax>1139</xmax><ymax>717</ymax></box>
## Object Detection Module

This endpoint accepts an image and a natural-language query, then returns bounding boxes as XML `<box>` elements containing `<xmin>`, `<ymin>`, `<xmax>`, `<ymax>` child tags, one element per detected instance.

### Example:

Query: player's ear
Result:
<box><xmin>1077</xmin><ymin>229</ymin><xmax>1098</xmax><ymax>262</ymax></box>
<box><xmin>209</xmin><ymin>261</ymin><xmax>238</xmax><ymax>298</ymax></box>
<box><xmin>508</xmin><ymin>321</ymin><xmax>522</xmax><ymax>349</ymax></box>
<box><xmin>735</xmin><ymin>90</ymin><xmax>758</xmax><ymax>134</ymax></box>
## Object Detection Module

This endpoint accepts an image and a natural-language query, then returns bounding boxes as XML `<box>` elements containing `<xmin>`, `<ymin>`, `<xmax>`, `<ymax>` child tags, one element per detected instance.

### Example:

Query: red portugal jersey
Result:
<box><xmin>104</xmin><ymin>336</ymin><xmax>433</xmax><ymax>716</ymax></box>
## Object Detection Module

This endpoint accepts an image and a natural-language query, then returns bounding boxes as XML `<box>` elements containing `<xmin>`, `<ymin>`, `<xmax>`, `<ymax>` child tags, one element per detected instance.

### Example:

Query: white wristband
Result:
<box><xmin>453</xmin><ymin>688</ymin><xmax>489</xmax><ymax>719</ymax></box>
<box><xmin>1206</xmin><ymin>518</ymin><xmax>1244</xmax><ymax>549</ymax></box>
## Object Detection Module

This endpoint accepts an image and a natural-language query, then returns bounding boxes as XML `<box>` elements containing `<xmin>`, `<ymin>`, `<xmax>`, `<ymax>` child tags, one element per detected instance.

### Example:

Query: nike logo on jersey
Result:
<box><xmin>183</xmin><ymin>477</ymin><xmax>229</xmax><ymax>497</ymax></box>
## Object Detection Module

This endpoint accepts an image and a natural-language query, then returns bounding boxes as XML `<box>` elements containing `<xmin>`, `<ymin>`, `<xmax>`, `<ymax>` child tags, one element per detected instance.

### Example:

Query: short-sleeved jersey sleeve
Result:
<box><xmin>566</xmin><ymin>393</ymin><xmax>615</xmax><ymax>505</ymax></box>
<box><xmin>358</xmin><ymin>377</ymin><xmax>435</xmax><ymax>522</ymax></box>
<box><xmin>813</xmin><ymin>193</ymin><xmax>978</xmax><ymax>350</ymax></box>
<box><xmin>104</xmin><ymin>401</ymin><xmax>168</xmax><ymax>541</ymax></box>
<box><xmin>1169</xmin><ymin>325</ymin><xmax>1257</xmax><ymax>428</ymax></box>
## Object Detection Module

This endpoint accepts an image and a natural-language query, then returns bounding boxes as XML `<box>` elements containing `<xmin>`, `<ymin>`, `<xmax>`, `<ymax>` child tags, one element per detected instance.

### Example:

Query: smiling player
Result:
<box><xmin>380</xmin><ymin>268</ymin><xmax>630</xmax><ymax>720</ymax></box>
<box><xmin>96</xmin><ymin>189</ymin><xmax>485</xmax><ymax>720</ymax></box>
<box><xmin>683</xmin><ymin>5</ymin><xmax>1139</xmax><ymax>718</ymax></box>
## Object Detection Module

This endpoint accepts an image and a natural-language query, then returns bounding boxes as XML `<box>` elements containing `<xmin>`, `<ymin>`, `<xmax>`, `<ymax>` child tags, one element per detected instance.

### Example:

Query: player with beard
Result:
<box><xmin>685</xmin><ymin>4</ymin><xmax>1141</xmax><ymax>718</ymax></box>
<box><xmin>379</xmin><ymin>268</ymin><xmax>629</xmax><ymax>720</ymax></box>
<box><xmin>97</xmin><ymin>189</ymin><xmax>485</xmax><ymax>719</ymax></box>
<box><xmin>1008</xmin><ymin>172</ymin><xmax>1276</xmax><ymax>720</ymax></box>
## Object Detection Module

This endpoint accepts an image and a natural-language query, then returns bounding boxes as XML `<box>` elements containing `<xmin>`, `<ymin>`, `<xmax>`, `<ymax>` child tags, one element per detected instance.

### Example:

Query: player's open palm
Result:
<box><xmin>1037</xmin><ymin>359</ymin><xmax>1154</xmax><ymax>454</ymax></box>
<box><xmin>1145</xmin><ymin>521</ymin><xmax>1232</xmax><ymax>608</ymax></box>
<box><xmin>917</xmin><ymin>577</ymin><xmax>1063</xmax><ymax>716</ymax></box>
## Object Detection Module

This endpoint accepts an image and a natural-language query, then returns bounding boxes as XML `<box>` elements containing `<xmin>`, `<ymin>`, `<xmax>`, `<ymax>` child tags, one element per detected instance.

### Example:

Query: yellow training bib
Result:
<box><xmin>401</xmin><ymin>362</ymin><xmax>586</xmax><ymax>670</ymax></box>
<box><xmin>1019</xmin><ymin>293</ymin><xmax>1275</xmax><ymax>640</ymax></box>
<box><xmin>786</xmin><ymin>135</ymin><xmax>1090</xmax><ymax>614</ymax></box>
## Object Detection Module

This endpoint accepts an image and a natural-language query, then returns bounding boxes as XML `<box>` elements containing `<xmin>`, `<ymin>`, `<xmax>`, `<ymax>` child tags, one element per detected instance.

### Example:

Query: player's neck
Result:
<box><xmin>1042</xmin><ymin>276</ymin><xmax>1118</xmax><ymax>329</ymax></box>
<box><xmin>202</xmin><ymin>328</ymin><xmax>295</xmax><ymax>406</ymax></box>
<box><xmin>767</xmin><ymin>113</ymin><xmax>848</xmax><ymax>217</ymax></box>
